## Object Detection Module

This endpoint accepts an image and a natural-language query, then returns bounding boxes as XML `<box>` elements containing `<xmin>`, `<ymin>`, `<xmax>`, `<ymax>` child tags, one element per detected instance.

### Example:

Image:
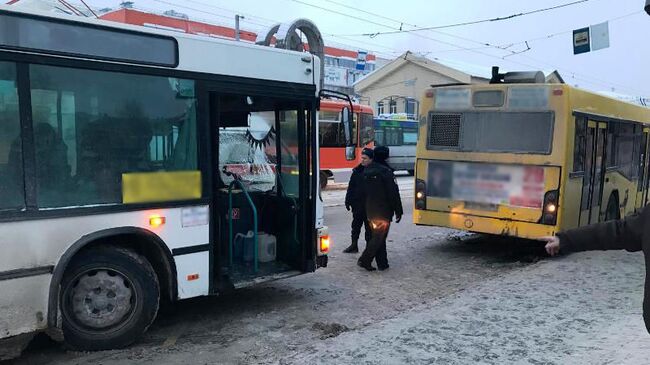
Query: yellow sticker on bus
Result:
<box><xmin>122</xmin><ymin>170</ymin><xmax>202</xmax><ymax>204</ymax></box>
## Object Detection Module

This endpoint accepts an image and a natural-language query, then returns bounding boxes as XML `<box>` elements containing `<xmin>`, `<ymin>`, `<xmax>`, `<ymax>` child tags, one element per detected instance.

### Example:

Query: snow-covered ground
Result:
<box><xmin>291</xmin><ymin>250</ymin><xmax>650</xmax><ymax>364</ymax></box>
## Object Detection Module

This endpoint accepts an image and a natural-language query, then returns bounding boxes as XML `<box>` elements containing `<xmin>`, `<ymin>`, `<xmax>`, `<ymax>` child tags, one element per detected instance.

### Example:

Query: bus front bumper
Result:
<box><xmin>413</xmin><ymin>209</ymin><xmax>557</xmax><ymax>240</ymax></box>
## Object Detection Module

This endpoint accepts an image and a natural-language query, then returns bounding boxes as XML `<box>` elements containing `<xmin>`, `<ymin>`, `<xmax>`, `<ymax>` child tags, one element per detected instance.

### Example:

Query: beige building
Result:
<box><xmin>354</xmin><ymin>51</ymin><xmax>489</xmax><ymax>117</ymax></box>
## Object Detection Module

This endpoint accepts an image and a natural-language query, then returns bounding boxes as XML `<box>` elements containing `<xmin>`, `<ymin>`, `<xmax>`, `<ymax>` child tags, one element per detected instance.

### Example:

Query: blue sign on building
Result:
<box><xmin>356</xmin><ymin>50</ymin><xmax>367</xmax><ymax>70</ymax></box>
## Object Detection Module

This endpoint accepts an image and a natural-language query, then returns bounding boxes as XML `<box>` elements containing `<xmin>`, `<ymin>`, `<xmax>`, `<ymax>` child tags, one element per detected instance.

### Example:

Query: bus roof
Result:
<box><xmin>0</xmin><ymin>6</ymin><xmax>319</xmax><ymax>88</ymax></box>
<box><xmin>320</xmin><ymin>98</ymin><xmax>373</xmax><ymax>114</ymax></box>
<box><xmin>424</xmin><ymin>83</ymin><xmax>650</xmax><ymax>124</ymax></box>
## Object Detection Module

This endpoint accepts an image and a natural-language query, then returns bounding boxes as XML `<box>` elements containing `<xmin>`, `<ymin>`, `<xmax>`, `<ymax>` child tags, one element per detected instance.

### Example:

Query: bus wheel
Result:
<box><xmin>60</xmin><ymin>246</ymin><xmax>160</xmax><ymax>351</ymax></box>
<box><xmin>320</xmin><ymin>171</ymin><xmax>328</xmax><ymax>189</ymax></box>
<box><xmin>605</xmin><ymin>194</ymin><xmax>620</xmax><ymax>221</ymax></box>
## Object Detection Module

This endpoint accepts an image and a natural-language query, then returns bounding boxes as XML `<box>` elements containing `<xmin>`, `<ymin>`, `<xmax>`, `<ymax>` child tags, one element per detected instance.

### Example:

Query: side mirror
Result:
<box><xmin>345</xmin><ymin>146</ymin><xmax>356</xmax><ymax>161</ymax></box>
<box><xmin>341</xmin><ymin>106</ymin><xmax>353</xmax><ymax>146</ymax></box>
<box><xmin>646</xmin><ymin>0</ymin><xmax>650</xmax><ymax>15</ymax></box>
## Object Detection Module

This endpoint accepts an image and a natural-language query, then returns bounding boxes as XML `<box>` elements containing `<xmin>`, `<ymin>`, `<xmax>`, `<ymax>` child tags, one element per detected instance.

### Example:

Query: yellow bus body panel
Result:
<box><xmin>415</xmin><ymin>83</ymin><xmax>650</xmax><ymax>239</ymax></box>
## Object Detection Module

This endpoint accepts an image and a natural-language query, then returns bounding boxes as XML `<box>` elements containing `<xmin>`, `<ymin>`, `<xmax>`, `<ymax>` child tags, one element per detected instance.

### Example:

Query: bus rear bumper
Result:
<box><xmin>413</xmin><ymin>209</ymin><xmax>558</xmax><ymax>240</ymax></box>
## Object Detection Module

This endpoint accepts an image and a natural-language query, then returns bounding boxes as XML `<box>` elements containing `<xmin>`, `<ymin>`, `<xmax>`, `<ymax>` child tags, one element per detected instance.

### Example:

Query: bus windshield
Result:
<box><xmin>374</xmin><ymin>118</ymin><xmax>418</xmax><ymax>147</ymax></box>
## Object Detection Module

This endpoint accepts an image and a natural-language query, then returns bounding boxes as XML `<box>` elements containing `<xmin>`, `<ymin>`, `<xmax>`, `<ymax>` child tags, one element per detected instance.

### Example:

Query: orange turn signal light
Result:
<box><xmin>187</xmin><ymin>273</ymin><xmax>199</xmax><ymax>281</ymax></box>
<box><xmin>149</xmin><ymin>215</ymin><xmax>166</xmax><ymax>228</ymax></box>
<box><xmin>320</xmin><ymin>235</ymin><xmax>331</xmax><ymax>254</ymax></box>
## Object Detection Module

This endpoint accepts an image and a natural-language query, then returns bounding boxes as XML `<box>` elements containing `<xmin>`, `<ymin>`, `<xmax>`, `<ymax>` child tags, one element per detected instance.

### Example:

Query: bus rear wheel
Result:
<box><xmin>60</xmin><ymin>245</ymin><xmax>160</xmax><ymax>351</ymax></box>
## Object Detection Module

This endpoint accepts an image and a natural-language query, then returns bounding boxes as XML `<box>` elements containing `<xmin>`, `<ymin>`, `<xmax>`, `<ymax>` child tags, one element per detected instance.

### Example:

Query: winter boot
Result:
<box><xmin>343</xmin><ymin>238</ymin><xmax>359</xmax><ymax>253</ymax></box>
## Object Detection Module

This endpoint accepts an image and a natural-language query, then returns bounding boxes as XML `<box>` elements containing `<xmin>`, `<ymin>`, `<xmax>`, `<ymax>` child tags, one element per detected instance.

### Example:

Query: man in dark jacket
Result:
<box><xmin>358</xmin><ymin>146</ymin><xmax>403</xmax><ymax>271</ymax></box>
<box><xmin>542</xmin><ymin>207</ymin><xmax>650</xmax><ymax>333</ymax></box>
<box><xmin>343</xmin><ymin>148</ymin><xmax>373</xmax><ymax>253</ymax></box>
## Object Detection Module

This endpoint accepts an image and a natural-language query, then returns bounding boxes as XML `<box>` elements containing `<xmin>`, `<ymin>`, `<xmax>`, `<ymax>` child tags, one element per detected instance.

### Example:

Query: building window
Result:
<box><xmin>377</xmin><ymin>102</ymin><xmax>384</xmax><ymax>115</ymax></box>
<box><xmin>405</xmin><ymin>98</ymin><xmax>417</xmax><ymax>117</ymax></box>
<box><xmin>389</xmin><ymin>100</ymin><xmax>397</xmax><ymax>114</ymax></box>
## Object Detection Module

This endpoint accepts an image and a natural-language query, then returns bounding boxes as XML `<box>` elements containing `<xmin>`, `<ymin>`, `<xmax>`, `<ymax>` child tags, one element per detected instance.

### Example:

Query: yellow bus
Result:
<box><xmin>413</xmin><ymin>71</ymin><xmax>650</xmax><ymax>239</ymax></box>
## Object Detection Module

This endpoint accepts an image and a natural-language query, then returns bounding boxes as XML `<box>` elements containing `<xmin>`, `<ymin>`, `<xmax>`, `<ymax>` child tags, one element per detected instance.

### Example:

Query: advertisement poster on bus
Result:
<box><xmin>427</xmin><ymin>161</ymin><xmax>545</xmax><ymax>209</ymax></box>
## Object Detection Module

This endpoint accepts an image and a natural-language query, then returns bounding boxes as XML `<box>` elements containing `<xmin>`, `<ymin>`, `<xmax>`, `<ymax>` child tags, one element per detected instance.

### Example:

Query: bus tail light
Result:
<box><xmin>415</xmin><ymin>179</ymin><xmax>426</xmax><ymax>210</ymax></box>
<box><xmin>541</xmin><ymin>190</ymin><xmax>559</xmax><ymax>225</ymax></box>
<box><xmin>320</xmin><ymin>235</ymin><xmax>331</xmax><ymax>254</ymax></box>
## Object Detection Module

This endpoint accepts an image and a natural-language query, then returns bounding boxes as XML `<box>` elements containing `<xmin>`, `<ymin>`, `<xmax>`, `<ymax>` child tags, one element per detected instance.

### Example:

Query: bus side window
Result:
<box><xmin>573</xmin><ymin>117</ymin><xmax>587</xmax><ymax>173</ymax></box>
<box><xmin>0</xmin><ymin>62</ymin><xmax>24</xmax><ymax>210</ymax></box>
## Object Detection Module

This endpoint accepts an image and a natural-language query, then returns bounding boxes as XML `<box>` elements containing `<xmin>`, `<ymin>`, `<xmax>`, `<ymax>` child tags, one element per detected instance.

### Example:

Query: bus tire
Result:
<box><xmin>60</xmin><ymin>245</ymin><xmax>160</xmax><ymax>351</ymax></box>
<box><xmin>320</xmin><ymin>171</ymin><xmax>328</xmax><ymax>189</ymax></box>
<box><xmin>605</xmin><ymin>194</ymin><xmax>620</xmax><ymax>221</ymax></box>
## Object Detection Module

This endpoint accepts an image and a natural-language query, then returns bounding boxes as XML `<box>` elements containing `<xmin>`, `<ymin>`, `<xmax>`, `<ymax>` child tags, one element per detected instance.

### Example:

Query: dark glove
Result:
<box><xmin>395</xmin><ymin>215</ymin><xmax>402</xmax><ymax>223</ymax></box>
<box><xmin>345</xmin><ymin>204</ymin><xmax>351</xmax><ymax>211</ymax></box>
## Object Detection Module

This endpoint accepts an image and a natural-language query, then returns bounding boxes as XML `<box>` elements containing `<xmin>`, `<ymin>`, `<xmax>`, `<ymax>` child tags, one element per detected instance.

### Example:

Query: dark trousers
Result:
<box><xmin>359</xmin><ymin>220</ymin><xmax>390</xmax><ymax>269</ymax></box>
<box><xmin>351</xmin><ymin>207</ymin><xmax>371</xmax><ymax>243</ymax></box>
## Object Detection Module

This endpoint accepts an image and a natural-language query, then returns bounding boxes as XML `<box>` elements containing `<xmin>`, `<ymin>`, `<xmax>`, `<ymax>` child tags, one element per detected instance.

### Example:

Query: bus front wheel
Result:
<box><xmin>60</xmin><ymin>245</ymin><xmax>160</xmax><ymax>351</ymax></box>
<box><xmin>320</xmin><ymin>171</ymin><xmax>329</xmax><ymax>189</ymax></box>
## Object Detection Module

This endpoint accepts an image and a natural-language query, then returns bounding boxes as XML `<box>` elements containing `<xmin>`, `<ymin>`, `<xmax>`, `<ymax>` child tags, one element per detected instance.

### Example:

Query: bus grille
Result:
<box><xmin>429</xmin><ymin>113</ymin><xmax>461</xmax><ymax>147</ymax></box>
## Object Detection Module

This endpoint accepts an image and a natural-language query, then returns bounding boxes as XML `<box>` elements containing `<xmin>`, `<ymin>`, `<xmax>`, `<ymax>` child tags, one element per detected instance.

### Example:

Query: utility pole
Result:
<box><xmin>235</xmin><ymin>15</ymin><xmax>245</xmax><ymax>41</ymax></box>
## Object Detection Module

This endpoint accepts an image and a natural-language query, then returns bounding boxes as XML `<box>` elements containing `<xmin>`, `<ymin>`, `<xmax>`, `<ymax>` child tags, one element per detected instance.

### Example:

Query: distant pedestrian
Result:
<box><xmin>358</xmin><ymin>146</ymin><xmax>403</xmax><ymax>271</ymax></box>
<box><xmin>343</xmin><ymin>148</ymin><xmax>373</xmax><ymax>253</ymax></box>
<box><xmin>542</xmin><ymin>206</ymin><xmax>650</xmax><ymax>333</ymax></box>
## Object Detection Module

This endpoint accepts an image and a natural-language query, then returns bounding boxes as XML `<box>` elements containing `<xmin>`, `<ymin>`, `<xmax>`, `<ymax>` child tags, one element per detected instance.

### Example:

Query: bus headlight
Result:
<box><xmin>541</xmin><ymin>190</ymin><xmax>559</xmax><ymax>225</ymax></box>
<box><xmin>415</xmin><ymin>179</ymin><xmax>426</xmax><ymax>210</ymax></box>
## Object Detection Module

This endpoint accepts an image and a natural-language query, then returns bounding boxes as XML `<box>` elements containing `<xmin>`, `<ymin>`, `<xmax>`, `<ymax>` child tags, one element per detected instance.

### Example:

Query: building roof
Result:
<box><xmin>354</xmin><ymin>51</ymin><xmax>486</xmax><ymax>92</ymax></box>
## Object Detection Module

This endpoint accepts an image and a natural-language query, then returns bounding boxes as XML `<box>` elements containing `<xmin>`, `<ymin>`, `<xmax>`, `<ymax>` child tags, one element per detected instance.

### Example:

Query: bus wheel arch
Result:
<box><xmin>47</xmin><ymin>228</ymin><xmax>178</xmax><ymax>336</ymax></box>
<box><xmin>605</xmin><ymin>191</ymin><xmax>621</xmax><ymax>221</ymax></box>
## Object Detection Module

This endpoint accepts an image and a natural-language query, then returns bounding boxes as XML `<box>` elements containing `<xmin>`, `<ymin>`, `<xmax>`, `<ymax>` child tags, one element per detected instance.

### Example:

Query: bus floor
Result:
<box><xmin>229</xmin><ymin>260</ymin><xmax>297</xmax><ymax>289</ymax></box>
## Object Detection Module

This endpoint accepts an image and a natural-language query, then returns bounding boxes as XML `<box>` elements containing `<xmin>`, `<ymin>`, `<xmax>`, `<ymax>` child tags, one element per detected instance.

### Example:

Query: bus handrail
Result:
<box><xmin>228</xmin><ymin>180</ymin><xmax>258</xmax><ymax>273</ymax></box>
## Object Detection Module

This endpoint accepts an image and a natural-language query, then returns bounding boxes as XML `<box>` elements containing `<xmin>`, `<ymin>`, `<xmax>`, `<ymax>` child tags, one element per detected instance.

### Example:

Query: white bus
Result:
<box><xmin>0</xmin><ymin>7</ymin><xmax>330</xmax><ymax>356</ymax></box>
<box><xmin>374</xmin><ymin>113</ymin><xmax>418</xmax><ymax>174</ymax></box>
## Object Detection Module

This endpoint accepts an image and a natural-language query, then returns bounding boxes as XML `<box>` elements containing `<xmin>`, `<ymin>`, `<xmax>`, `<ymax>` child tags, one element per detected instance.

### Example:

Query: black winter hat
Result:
<box><xmin>362</xmin><ymin>147</ymin><xmax>374</xmax><ymax>159</ymax></box>
<box><xmin>373</xmin><ymin>146</ymin><xmax>390</xmax><ymax>162</ymax></box>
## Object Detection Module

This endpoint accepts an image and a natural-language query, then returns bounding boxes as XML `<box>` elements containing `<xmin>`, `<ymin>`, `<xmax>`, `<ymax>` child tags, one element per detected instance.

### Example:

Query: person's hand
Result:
<box><xmin>345</xmin><ymin>204</ymin><xmax>351</xmax><ymax>211</ymax></box>
<box><xmin>541</xmin><ymin>236</ymin><xmax>561</xmax><ymax>256</ymax></box>
<box><xmin>395</xmin><ymin>215</ymin><xmax>402</xmax><ymax>223</ymax></box>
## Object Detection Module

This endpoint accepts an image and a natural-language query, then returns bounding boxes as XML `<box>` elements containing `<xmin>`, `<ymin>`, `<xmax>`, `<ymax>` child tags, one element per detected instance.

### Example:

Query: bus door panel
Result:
<box><xmin>579</xmin><ymin>121</ymin><xmax>607</xmax><ymax>226</ymax></box>
<box><xmin>639</xmin><ymin>129</ymin><xmax>650</xmax><ymax>209</ymax></box>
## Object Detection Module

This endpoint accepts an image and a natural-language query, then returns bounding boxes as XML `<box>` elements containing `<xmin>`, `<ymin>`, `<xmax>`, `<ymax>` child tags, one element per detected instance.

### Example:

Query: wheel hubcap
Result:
<box><xmin>68</xmin><ymin>269</ymin><xmax>134</xmax><ymax>330</ymax></box>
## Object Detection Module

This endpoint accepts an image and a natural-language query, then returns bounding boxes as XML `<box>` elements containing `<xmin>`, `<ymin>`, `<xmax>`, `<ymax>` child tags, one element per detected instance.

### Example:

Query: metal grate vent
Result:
<box><xmin>429</xmin><ymin>113</ymin><xmax>461</xmax><ymax>147</ymax></box>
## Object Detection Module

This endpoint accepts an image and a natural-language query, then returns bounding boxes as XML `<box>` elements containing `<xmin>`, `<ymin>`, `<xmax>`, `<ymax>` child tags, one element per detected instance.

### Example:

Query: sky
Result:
<box><xmin>52</xmin><ymin>0</ymin><xmax>650</xmax><ymax>96</ymax></box>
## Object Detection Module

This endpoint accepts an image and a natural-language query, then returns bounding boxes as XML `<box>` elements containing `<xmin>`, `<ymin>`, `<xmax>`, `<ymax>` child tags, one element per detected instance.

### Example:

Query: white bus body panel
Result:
<box><xmin>0</xmin><ymin>206</ymin><xmax>210</xmax><ymax>338</ymax></box>
<box><xmin>0</xmin><ymin>6</ymin><xmax>324</xmax><ymax>340</ymax></box>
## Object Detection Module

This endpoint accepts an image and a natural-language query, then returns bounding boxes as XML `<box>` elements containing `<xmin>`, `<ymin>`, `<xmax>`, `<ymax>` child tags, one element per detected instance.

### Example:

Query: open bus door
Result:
<box><xmin>317</xmin><ymin>90</ymin><xmax>355</xmax><ymax>189</ymax></box>
<box><xmin>319</xmin><ymin>90</ymin><xmax>355</xmax><ymax>159</ymax></box>
<box><xmin>209</xmin><ymin>92</ymin><xmax>316</xmax><ymax>290</ymax></box>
